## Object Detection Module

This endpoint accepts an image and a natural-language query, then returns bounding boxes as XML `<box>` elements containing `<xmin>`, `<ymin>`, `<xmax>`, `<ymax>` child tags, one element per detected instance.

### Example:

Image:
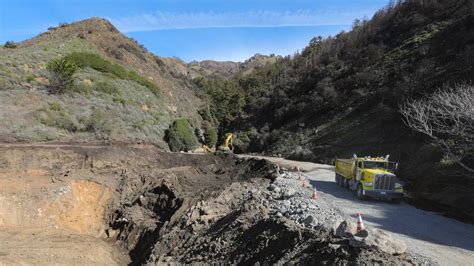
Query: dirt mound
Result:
<box><xmin>104</xmin><ymin>151</ymin><xmax>409</xmax><ymax>265</ymax></box>
<box><xmin>108</xmin><ymin>177</ymin><xmax>410</xmax><ymax>265</ymax></box>
<box><xmin>0</xmin><ymin>144</ymin><xmax>411</xmax><ymax>264</ymax></box>
<box><xmin>106</xmin><ymin>156</ymin><xmax>279</xmax><ymax>264</ymax></box>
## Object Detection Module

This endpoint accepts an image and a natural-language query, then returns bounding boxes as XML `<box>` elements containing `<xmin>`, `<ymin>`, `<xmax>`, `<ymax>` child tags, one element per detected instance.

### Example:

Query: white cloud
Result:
<box><xmin>108</xmin><ymin>10</ymin><xmax>368</xmax><ymax>32</ymax></box>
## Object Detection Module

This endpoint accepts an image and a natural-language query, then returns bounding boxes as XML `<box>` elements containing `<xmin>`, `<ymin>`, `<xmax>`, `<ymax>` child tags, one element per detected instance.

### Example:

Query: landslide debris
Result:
<box><xmin>106</xmin><ymin>157</ymin><xmax>411</xmax><ymax>265</ymax></box>
<box><xmin>0</xmin><ymin>144</ymin><xmax>412</xmax><ymax>265</ymax></box>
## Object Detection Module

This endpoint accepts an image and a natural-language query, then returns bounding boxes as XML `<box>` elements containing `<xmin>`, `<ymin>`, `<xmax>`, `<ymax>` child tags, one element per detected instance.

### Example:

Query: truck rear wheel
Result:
<box><xmin>338</xmin><ymin>176</ymin><xmax>344</xmax><ymax>187</ymax></box>
<box><xmin>343</xmin><ymin>178</ymin><xmax>350</xmax><ymax>188</ymax></box>
<box><xmin>356</xmin><ymin>184</ymin><xmax>366</xmax><ymax>200</ymax></box>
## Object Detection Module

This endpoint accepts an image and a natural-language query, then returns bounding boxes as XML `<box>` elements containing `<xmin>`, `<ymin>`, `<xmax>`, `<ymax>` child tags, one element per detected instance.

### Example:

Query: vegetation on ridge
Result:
<box><xmin>64</xmin><ymin>52</ymin><xmax>160</xmax><ymax>95</ymax></box>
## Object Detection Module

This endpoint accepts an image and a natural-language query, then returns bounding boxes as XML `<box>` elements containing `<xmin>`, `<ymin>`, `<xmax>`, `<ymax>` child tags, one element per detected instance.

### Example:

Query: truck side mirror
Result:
<box><xmin>395</xmin><ymin>163</ymin><xmax>399</xmax><ymax>170</ymax></box>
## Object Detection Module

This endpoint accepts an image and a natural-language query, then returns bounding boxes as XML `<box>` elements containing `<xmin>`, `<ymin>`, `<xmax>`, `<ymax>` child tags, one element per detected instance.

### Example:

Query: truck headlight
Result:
<box><xmin>364</xmin><ymin>182</ymin><xmax>373</xmax><ymax>186</ymax></box>
<box><xmin>395</xmin><ymin>183</ymin><xmax>402</xmax><ymax>189</ymax></box>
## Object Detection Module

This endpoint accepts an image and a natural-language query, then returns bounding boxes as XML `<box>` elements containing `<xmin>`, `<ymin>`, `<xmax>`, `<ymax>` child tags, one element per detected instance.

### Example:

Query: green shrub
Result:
<box><xmin>151</xmin><ymin>112</ymin><xmax>161</xmax><ymax>123</ymax></box>
<box><xmin>202</xmin><ymin>120</ymin><xmax>217</xmax><ymax>148</ymax></box>
<box><xmin>198</xmin><ymin>106</ymin><xmax>218</xmax><ymax>126</ymax></box>
<box><xmin>93</xmin><ymin>81</ymin><xmax>120</xmax><ymax>95</ymax></box>
<box><xmin>38</xmin><ymin>103</ymin><xmax>78</xmax><ymax>132</ymax></box>
<box><xmin>167</xmin><ymin>118</ymin><xmax>197</xmax><ymax>152</ymax></box>
<box><xmin>47</xmin><ymin>57</ymin><xmax>78</xmax><ymax>93</ymax></box>
<box><xmin>69</xmin><ymin>83</ymin><xmax>92</xmax><ymax>94</ymax></box>
<box><xmin>113</xmin><ymin>97</ymin><xmax>126</xmax><ymax>105</ymax></box>
<box><xmin>65</xmin><ymin>52</ymin><xmax>128</xmax><ymax>79</ymax></box>
<box><xmin>3</xmin><ymin>41</ymin><xmax>17</xmax><ymax>48</ymax></box>
<box><xmin>133</xmin><ymin>118</ymin><xmax>152</xmax><ymax>130</ymax></box>
<box><xmin>23</xmin><ymin>74</ymin><xmax>35</xmax><ymax>82</ymax></box>
<box><xmin>83</xmin><ymin>108</ymin><xmax>112</xmax><ymax>134</ymax></box>
<box><xmin>127</xmin><ymin>71</ymin><xmax>160</xmax><ymax>95</ymax></box>
<box><xmin>49</xmin><ymin>102</ymin><xmax>62</xmax><ymax>112</ymax></box>
<box><xmin>64</xmin><ymin>52</ymin><xmax>160</xmax><ymax>95</ymax></box>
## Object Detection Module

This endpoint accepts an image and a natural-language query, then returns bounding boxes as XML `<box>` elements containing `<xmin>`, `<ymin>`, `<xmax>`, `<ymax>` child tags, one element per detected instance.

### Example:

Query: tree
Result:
<box><xmin>400</xmin><ymin>83</ymin><xmax>474</xmax><ymax>174</ymax></box>
<box><xmin>47</xmin><ymin>57</ymin><xmax>78</xmax><ymax>93</ymax></box>
<box><xmin>3</xmin><ymin>41</ymin><xmax>17</xmax><ymax>48</ymax></box>
<box><xmin>202</xmin><ymin>120</ymin><xmax>217</xmax><ymax>148</ymax></box>
<box><xmin>166</xmin><ymin>118</ymin><xmax>197</xmax><ymax>152</ymax></box>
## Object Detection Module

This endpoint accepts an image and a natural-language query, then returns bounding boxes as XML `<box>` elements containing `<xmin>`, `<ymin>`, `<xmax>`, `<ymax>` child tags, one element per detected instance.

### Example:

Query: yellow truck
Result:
<box><xmin>335</xmin><ymin>155</ymin><xmax>404</xmax><ymax>202</ymax></box>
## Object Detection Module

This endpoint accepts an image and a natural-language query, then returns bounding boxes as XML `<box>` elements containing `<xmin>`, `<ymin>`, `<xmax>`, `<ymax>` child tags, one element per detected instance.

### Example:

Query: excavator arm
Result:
<box><xmin>223</xmin><ymin>133</ymin><xmax>234</xmax><ymax>150</ymax></box>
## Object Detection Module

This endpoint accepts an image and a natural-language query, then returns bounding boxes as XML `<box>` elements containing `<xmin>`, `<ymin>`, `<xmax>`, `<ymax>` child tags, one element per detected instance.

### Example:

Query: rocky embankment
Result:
<box><xmin>108</xmin><ymin>161</ymin><xmax>412</xmax><ymax>265</ymax></box>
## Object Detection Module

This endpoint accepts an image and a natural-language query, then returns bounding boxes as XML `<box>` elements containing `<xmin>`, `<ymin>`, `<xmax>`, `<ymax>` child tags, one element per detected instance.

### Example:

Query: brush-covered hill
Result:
<box><xmin>196</xmin><ymin>0</ymin><xmax>474</xmax><ymax>220</ymax></box>
<box><xmin>0</xmin><ymin>18</ymin><xmax>204</xmax><ymax>146</ymax></box>
<box><xmin>188</xmin><ymin>53</ymin><xmax>280</xmax><ymax>79</ymax></box>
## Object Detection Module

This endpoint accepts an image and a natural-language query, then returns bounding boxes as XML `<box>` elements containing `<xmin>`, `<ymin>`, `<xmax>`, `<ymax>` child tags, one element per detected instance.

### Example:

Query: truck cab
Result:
<box><xmin>335</xmin><ymin>156</ymin><xmax>404</xmax><ymax>202</ymax></box>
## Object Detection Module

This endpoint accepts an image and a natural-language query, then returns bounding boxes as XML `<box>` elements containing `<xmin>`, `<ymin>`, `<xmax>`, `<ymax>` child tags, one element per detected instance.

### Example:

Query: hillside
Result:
<box><xmin>0</xmin><ymin>1</ymin><xmax>472</xmax><ymax>220</ymax></box>
<box><xmin>196</xmin><ymin>0</ymin><xmax>474</xmax><ymax>219</ymax></box>
<box><xmin>188</xmin><ymin>53</ymin><xmax>280</xmax><ymax>79</ymax></box>
<box><xmin>0</xmin><ymin>18</ymin><xmax>203</xmax><ymax>147</ymax></box>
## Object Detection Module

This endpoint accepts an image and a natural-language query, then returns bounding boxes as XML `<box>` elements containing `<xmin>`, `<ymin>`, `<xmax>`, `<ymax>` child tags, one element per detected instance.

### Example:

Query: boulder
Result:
<box><xmin>329</xmin><ymin>218</ymin><xmax>344</xmax><ymax>234</ymax></box>
<box><xmin>335</xmin><ymin>219</ymin><xmax>357</xmax><ymax>237</ymax></box>
<box><xmin>268</xmin><ymin>184</ymin><xmax>281</xmax><ymax>193</ymax></box>
<box><xmin>349</xmin><ymin>228</ymin><xmax>406</xmax><ymax>255</ymax></box>
<box><xmin>282</xmin><ymin>188</ymin><xmax>296</xmax><ymax>199</ymax></box>
<box><xmin>302</xmin><ymin>215</ymin><xmax>318</xmax><ymax>226</ymax></box>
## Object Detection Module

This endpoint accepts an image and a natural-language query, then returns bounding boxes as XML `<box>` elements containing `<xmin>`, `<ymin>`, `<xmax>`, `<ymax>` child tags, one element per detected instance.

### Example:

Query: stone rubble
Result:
<box><xmin>255</xmin><ymin>169</ymin><xmax>407</xmax><ymax>256</ymax></box>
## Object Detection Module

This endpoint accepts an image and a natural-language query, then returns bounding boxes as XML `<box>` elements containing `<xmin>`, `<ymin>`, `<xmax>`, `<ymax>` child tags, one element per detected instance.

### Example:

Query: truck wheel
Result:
<box><xmin>343</xmin><ymin>178</ymin><xmax>350</xmax><ymax>188</ymax></box>
<box><xmin>336</xmin><ymin>175</ymin><xmax>341</xmax><ymax>186</ymax></box>
<box><xmin>356</xmin><ymin>184</ymin><xmax>366</xmax><ymax>200</ymax></box>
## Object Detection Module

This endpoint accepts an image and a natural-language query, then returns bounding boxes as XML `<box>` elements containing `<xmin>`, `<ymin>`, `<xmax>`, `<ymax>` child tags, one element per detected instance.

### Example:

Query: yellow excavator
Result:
<box><xmin>202</xmin><ymin>133</ymin><xmax>234</xmax><ymax>153</ymax></box>
<box><xmin>219</xmin><ymin>133</ymin><xmax>234</xmax><ymax>152</ymax></box>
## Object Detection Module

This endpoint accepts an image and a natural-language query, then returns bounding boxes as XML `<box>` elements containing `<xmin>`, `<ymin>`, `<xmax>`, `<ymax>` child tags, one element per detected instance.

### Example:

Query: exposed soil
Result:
<box><xmin>0</xmin><ymin>144</ymin><xmax>411</xmax><ymax>265</ymax></box>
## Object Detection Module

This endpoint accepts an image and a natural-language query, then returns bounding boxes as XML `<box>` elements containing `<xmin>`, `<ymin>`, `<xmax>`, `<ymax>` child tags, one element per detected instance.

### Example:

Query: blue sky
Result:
<box><xmin>0</xmin><ymin>0</ymin><xmax>389</xmax><ymax>62</ymax></box>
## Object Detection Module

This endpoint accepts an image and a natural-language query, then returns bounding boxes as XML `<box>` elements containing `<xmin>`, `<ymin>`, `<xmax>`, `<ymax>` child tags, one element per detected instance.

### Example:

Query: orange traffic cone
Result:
<box><xmin>302</xmin><ymin>179</ymin><xmax>308</xmax><ymax>188</ymax></box>
<box><xmin>311</xmin><ymin>187</ymin><xmax>318</xmax><ymax>200</ymax></box>
<box><xmin>356</xmin><ymin>213</ymin><xmax>365</xmax><ymax>233</ymax></box>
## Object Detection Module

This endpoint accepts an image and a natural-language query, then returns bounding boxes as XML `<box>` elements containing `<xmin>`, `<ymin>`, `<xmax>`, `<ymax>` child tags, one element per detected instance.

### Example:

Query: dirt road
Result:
<box><xmin>241</xmin><ymin>155</ymin><xmax>474</xmax><ymax>265</ymax></box>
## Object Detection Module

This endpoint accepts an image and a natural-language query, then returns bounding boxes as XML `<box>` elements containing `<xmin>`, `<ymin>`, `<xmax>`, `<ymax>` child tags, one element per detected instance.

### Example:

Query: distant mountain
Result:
<box><xmin>188</xmin><ymin>53</ymin><xmax>280</xmax><ymax>79</ymax></box>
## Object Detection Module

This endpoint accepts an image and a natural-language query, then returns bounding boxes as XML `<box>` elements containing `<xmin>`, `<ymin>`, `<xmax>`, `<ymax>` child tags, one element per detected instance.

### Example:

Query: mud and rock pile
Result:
<box><xmin>106</xmin><ymin>157</ymin><xmax>412</xmax><ymax>265</ymax></box>
<box><xmin>0</xmin><ymin>144</ymin><xmax>411</xmax><ymax>265</ymax></box>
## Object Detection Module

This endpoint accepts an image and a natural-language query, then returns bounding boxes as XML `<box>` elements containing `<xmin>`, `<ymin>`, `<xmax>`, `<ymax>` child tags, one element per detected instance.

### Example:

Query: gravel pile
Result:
<box><xmin>260</xmin><ymin>169</ymin><xmax>409</xmax><ymax>257</ymax></box>
<box><xmin>266</xmin><ymin>171</ymin><xmax>344</xmax><ymax>230</ymax></box>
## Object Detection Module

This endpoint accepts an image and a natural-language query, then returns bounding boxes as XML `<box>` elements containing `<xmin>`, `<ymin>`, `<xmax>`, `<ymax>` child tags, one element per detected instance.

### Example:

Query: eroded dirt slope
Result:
<box><xmin>0</xmin><ymin>144</ymin><xmax>412</xmax><ymax>265</ymax></box>
<box><xmin>0</xmin><ymin>144</ymin><xmax>278</xmax><ymax>264</ymax></box>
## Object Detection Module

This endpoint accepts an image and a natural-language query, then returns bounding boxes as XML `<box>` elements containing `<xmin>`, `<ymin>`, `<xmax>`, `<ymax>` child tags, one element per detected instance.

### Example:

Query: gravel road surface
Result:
<box><xmin>240</xmin><ymin>155</ymin><xmax>474</xmax><ymax>265</ymax></box>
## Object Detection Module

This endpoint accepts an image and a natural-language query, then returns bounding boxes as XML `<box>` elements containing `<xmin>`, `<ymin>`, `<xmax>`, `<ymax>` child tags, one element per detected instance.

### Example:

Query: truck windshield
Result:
<box><xmin>364</xmin><ymin>161</ymin><xmax>387</xmax><ymax>169</ymax></box>
<box><xmin>387</xmin><ymin>162</ymin><xmax>397</xmax><ymax>171</ymax></box>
